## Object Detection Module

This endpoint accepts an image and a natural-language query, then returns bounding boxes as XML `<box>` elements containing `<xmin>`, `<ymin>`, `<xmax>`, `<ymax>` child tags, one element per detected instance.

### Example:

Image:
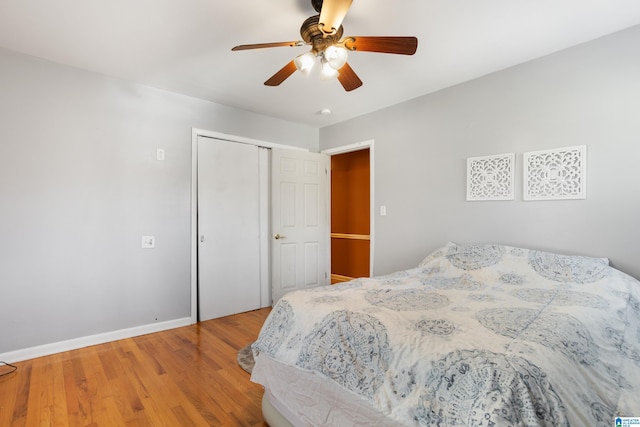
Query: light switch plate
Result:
<box><xmin>156</xmin><ymin>148</ymin><xmax>165</xmax><ymax>161</ymax></box>
<box><xmin>141</xmin><ymin>236</ymin><xmax>155</xmax><ymax>249</ymax></box>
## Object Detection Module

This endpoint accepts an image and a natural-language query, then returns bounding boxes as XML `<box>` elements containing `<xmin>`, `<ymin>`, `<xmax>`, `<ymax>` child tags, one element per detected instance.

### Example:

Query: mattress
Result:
<box><xmin>253</xmin><ymin>352</ymin><xmax>404</xmax><ymax>426</ymax></box>
<box><xmin>251</xmin><ymin>242</ymin><xmax>640</xmax><ymax>426</ymax></box>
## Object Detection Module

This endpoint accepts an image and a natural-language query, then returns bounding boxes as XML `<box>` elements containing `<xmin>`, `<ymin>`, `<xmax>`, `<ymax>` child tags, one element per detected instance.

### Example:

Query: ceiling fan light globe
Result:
<box><xmin>320</xmin><ymin>61</ymin><xmax>339</xmax><ymax>80</ymax></box>
<box><xmin>294</xmin><ymin>52</ymin><xmax>316</xmax><ymax>76</ymax></box>
<box><xmin>325</xmin><ymin>45</ymin><xmax>348</xmax><ymax>70</ymax></box>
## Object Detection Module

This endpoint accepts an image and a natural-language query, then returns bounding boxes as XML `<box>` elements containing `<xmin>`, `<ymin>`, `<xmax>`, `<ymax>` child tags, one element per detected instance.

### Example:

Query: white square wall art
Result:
<box><xmin>466</xmin><ymin>153</ymin><xmax>515</xmax><ymax>201</ymax></box>
<box><xmin>524</xmin><ymin>145</ymin><xmax>587</xmax><ymax>200</ymax></box>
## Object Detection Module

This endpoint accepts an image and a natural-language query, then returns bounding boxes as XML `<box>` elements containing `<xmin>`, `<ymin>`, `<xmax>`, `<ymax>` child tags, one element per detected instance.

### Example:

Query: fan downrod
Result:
<box><xmin>311</xmin><ymin>0</ymin><xmax>323</xmax><ymax>13</ymax></box>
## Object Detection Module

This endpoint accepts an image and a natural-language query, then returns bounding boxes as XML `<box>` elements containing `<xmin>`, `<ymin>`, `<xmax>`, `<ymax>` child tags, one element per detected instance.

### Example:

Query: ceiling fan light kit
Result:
<box><xmin>231</xmin><ymin>0</ymin><xmax>418</xmax><ymax>91</ymax></box>
<box><xmin>293</xmin><ymin>47</ymin><xmax>348</xmax><ymax>80</ymax></box>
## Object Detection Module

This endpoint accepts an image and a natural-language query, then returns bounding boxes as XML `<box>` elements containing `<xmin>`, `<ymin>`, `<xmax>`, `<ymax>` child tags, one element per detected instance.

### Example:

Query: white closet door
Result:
<box><xmin>197</xmin><ymin>136</ymin><xmax>266</xmax><ymax>320</ymax></box>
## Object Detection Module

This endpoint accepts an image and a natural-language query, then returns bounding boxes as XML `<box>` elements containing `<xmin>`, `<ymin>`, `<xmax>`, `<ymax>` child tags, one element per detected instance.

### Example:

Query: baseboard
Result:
<box><xmin>0</xmin><ymin>317</ymin><xmax>193</xmax><ymax>363</ymax></box>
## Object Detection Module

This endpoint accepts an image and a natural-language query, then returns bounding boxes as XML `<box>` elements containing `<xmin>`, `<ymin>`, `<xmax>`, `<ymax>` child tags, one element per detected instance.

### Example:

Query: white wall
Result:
<box><xmin>0</xmin><ymin>48</ymin><xmax>318</xmax><ymax>356</ymax></box>
<box><xmin>320</xmin><ymin>25</ymin><xmax>640</xmax><ymax>280</ymax></box>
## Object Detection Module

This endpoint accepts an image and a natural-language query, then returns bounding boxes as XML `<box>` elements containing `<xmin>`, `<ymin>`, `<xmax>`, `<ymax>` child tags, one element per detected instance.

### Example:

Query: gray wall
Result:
<box><xmin>320</xmin><ymin>25</ymin><xmax>640</xmax><ymax>280</ymax></box>
<box><xmin>0</xmin><ymin>48</ymin><xmax>317</xmax><ymax>354</ymax></box>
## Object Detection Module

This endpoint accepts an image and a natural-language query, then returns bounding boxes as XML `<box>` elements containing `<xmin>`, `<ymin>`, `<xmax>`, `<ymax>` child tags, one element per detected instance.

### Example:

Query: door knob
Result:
<box><xmin>273</xmin><ymin>233</ymin><xmax>285</xmax><ymax>240</ymax></box>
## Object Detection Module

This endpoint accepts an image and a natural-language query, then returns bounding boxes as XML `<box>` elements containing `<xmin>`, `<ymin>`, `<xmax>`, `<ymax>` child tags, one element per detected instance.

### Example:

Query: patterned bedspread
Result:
<box><xmin>253</xmin><ymin>243</ymin><xmax>640</xmax><ymax>426</ymax></box>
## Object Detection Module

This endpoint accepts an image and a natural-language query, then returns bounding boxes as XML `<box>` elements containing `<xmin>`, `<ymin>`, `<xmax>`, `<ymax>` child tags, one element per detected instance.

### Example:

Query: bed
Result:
<box><xmin>250</xmin><ymin>242</ymin><xmax>640</xmax><ymax>426</ymax></box>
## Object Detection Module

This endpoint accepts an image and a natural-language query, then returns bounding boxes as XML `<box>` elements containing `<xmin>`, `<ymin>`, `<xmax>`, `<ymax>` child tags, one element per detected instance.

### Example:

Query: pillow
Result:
<box><xmin>527</xmin><ymin>249</ymin><xmax>610</xmax><ymax>284</ymax></box>
<box><xmin>418</xmin><ymin>242</ymin><xmax>455</xmax><ymax>267</ymax></box>
<box><xmin>419</xmin><ymin>241</ymin><xmax>610</xmax><ymax>284</ymax></box>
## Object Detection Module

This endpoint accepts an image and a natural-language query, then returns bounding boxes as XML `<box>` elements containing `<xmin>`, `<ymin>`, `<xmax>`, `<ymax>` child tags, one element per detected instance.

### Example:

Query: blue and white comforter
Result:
<box><xmin>253</xmin><ymin>243</ymin><xmax>640</xmax><ymax>426</ymax></box>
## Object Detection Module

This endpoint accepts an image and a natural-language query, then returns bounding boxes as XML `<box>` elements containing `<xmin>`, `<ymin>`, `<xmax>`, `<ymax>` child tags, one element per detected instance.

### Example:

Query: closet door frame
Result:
<box><xmin>189</xmin><ymin>128</ymin><xmax>307</xmax><ymax>323</ymax></box>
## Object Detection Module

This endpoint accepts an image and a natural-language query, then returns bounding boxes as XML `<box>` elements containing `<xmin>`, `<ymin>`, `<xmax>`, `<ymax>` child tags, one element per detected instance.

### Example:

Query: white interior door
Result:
<box><xmin>271</xmin><ymin>148</ymin><xmax>330</xmax><ymax>302</ymax></box>
<box><xmin>197</xmin><ymin>136</ymin><xmax>268</xmax><ymax>320</ymax></box>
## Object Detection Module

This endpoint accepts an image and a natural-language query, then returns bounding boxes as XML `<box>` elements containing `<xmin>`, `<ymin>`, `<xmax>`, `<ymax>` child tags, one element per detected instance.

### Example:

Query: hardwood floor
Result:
<box><xmin>0</xmin><ymin>308</ymin><xmax>272</xmax><ymax>427</ymax></box>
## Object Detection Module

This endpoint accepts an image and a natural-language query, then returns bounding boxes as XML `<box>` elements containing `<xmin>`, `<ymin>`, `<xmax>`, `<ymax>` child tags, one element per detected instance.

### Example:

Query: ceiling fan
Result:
<box><xmin>231</xmin><ymin>0</ymin><xmax>418</xmax><ymax>91</ymax></box>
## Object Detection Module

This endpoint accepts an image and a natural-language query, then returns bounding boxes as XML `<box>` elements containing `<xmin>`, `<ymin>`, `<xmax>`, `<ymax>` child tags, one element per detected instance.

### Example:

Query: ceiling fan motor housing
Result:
<box><xmin>300</xmin><ymin>15</ymin><xmax>343</xmax><ymax>54</ymax></box>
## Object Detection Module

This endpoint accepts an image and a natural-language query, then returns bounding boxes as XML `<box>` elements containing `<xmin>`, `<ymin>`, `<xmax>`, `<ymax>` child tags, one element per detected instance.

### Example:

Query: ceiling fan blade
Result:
<box><xmin>264</xmin><ymin>60</ymin><xmax>298</xmax><ymax>86</ymax></box>
<box><xmin>343</xmin><ymin>36</ymin><xmax>418</xmax><ymax>55</ymax></box>
<box><xmin>232</xmin><ymin>41</ymin><xmax>303</xmax><ymax>51</ymax></box>
<box><xmin>319</xmin><ymin>0</ymin><xmax>353</xmax><ymax>35</ymax></box>
<box><xmin>337</xmin><ymin>62</ymin><xmax>362</xmax><ymax>92</ymax></box>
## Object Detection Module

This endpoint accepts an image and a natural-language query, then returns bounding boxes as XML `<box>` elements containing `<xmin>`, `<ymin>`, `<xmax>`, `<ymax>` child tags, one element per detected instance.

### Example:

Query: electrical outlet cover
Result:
<box><xmin>141</xmin><ymin>236</ymin><xmax>155</xmax><ymax>249</ymax></box>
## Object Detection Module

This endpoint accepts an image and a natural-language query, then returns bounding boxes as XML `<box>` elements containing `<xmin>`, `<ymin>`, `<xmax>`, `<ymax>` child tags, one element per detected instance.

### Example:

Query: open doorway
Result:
<box><xmin>328</xmin><ymin>144</ymin><xmax>373</xmax><ymax>284</ymax></box>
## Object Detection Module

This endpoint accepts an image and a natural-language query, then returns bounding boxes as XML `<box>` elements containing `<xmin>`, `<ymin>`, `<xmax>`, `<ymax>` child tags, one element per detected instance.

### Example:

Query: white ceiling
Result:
<box><xmin>1</xmin><ymin>0</ymin><xmax>640</xmax><ymax>128</ymax></box>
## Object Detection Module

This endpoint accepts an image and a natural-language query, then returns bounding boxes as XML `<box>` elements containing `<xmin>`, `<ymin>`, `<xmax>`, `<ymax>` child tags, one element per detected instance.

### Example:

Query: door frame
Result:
<box><xmin>321</xmin><ymin>139</ymin><xmax>375</xmax><ymax>277</ymax></box>
<box><xmin>190</xmin><ymin>128</ymin><xmax>307</xmax><ymax>324</ymax></box>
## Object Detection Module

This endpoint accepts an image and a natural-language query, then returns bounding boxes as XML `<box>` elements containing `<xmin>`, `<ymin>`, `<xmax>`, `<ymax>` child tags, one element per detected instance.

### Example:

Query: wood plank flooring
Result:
<box><xmin>0</xmin><ymin>308</ymin><xmax>271</xmax><ymax>427</ymax></box>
